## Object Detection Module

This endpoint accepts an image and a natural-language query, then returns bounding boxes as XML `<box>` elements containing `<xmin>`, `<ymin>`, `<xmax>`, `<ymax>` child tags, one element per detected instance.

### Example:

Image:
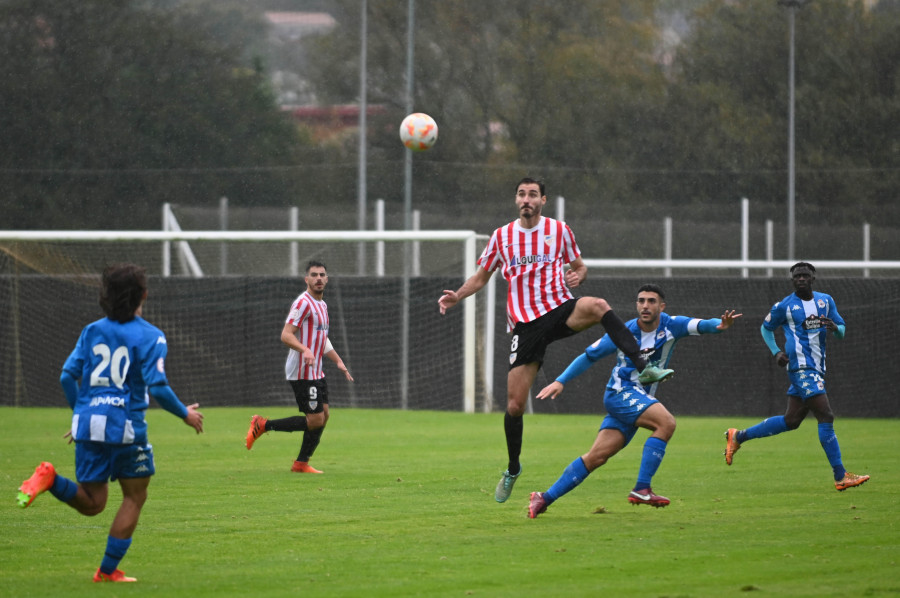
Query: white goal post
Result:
<box><xmin>4</xmin><ymin>229</ymin><xmax>899</xmax><ymax>415</ymax></box>
<box><xmin>0</xmin><ymin>229</ymin><xmax>496</xmax><ymax>414</ymax></box>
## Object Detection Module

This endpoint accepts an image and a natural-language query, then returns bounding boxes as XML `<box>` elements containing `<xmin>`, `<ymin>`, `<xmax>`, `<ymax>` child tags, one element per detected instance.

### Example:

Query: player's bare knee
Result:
<box><xmin>506</xmin><ymin>402</ymin><xmax>526</xmax><ymax>417</ymax></box>
<box><xmin>661</xmin><ymin>425</ymin><xmax>676</xmax><ymax>442</ymax></box>
<box><xmin>652</xmin><ymin>414</ymin><xmax>676</xmax><ymax>441</ymax></box>
<box><xmin>583</xmin><ymin>297</ymin><xmax>611</xmax><ymax>322</ymax></box>
<box><xmin>78</xmin><ymin>503</ymin><xmax>106</xmax><ymax>517</ymax></box>
<box><xmin>583</xmin><ymin>454</ymin><xmax>608</xmax><ymax>470</ymax></box>
<box><xmin>815</xmin><ymin>412</ymin><xmax>834</xmax><ymax>425</ymax></box>
<box><xmin>505</xmin><ymin>391</ymin><xmax>528</xmax><ymax>417</ymax></box>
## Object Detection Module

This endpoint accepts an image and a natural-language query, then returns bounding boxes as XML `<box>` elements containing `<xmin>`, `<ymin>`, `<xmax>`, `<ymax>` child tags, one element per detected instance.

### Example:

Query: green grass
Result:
<box><xmin>1</xmin><ymin>407</ymin><xmax>897</xmax><ymax>597</ymax></box>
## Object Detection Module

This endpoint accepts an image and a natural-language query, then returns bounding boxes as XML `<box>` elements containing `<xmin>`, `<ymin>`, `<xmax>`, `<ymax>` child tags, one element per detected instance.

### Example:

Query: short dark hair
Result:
<box><xmin>99</xmin><ymin>263</ymin><xmax>147</xmax><ymax>323</ymax></box>
<box><xmin>790</xmin><ymin>261</ymin><xmax>816</xmax><ymax>275</ymax></box>
<box><xmin>637</xmin><ymin>283</ymin><xmax>665</xmax><ymax>300</ymax></box>
<box><xmin>306</xmin><ymin>260</ymin><xmax>327</xmax><ymax>273</ymax></box>
<box><xmin>516</xmin><ymin>177</ymin><xmax>545</xmax><ymax>197</ymax></box>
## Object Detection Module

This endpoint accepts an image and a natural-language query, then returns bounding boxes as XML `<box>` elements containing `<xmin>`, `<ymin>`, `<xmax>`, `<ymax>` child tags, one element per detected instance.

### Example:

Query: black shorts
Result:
<box><xmin>508</xmin><ymin>299</ymin><xmax>579</xmax><ymax>370</ymax></box>
<box><xmin>289</xmin><ymin>379</ymin><xmax>329</xmax><ymax>414</ymax></box>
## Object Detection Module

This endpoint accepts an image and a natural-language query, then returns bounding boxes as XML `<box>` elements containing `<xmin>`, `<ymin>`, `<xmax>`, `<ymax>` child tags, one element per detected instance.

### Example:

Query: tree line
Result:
<box><xmin>1</xmin><ymin>0</ymin><xmax>897</xmax><ymax>233</ymax></box>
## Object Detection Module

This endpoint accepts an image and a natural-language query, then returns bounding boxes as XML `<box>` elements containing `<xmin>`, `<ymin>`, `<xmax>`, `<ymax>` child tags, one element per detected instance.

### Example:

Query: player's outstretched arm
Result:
<box><xmin>438</xmin><ymin>267</ymin><xmax>493</xmax><ymax>314</ymax></box>
<box><xmin>538</xmin><ymin>348</ymin><xmax>605</xmax><ymax>401</ymax></box>
<box><xmin>717</xmin><ymin>310</ymin><xmax>742</xmax><ymax>330</ymax></box>
<box><xmin>537</xmin><ymin>381</ymin><xmax>564</xmax><ymax>400</ymax></box>
<box><xmin>697</xmin><ymin>310</ymin><xmax>743</xmax><ymax>334</ymax></box>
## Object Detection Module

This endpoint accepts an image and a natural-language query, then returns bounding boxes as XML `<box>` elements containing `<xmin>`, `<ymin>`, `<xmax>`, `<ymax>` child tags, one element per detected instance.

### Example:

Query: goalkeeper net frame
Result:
<box><xmin>0</xmin><ymin>229</ymin><xmax>497</xmax><ymax>413</ymax></box>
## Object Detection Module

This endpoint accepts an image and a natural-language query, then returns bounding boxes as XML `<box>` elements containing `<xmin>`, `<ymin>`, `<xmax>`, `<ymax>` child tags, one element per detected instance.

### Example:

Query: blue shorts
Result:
<box><xmin>787</xmin><ymin>369</ymin><xmax>826</xmax><ymax>399</ymax></box>
<box><xmin>75</xmin><ymin>441</ymin><xmax>155</xmax><ymax>483</ymax></box>
<box><xmin>599</xmin><ymin>386</ymin><xmax>659</xmax><ymax>446</ymax></box>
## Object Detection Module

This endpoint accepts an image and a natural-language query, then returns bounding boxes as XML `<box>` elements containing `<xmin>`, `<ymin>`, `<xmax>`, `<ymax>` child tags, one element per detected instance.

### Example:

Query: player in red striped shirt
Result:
<box><xmin>439</xmin><ymin>177</ymin><xmax>674</xmax><ymax>503</ymax></box>
<box><xmin>245</xmin><ymin>260</ymin><xmax>353</xmax><ymax>473</ymax></box>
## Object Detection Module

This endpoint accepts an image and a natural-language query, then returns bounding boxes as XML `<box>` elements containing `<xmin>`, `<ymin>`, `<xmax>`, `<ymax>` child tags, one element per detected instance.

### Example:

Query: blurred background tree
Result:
<box><xmin>659</xmin><ymin>0</ymin><xmax>900</xmax><ymax>224</ymax></box>
<box><xmin>0</xmin><ymin>0</ymin><xmax>306</xmax><ymax>229</ymax></box>
<box><xmin>1</xmin><ymin>0</ymin><xmax>897</xmax><ymax>261</ymax></box>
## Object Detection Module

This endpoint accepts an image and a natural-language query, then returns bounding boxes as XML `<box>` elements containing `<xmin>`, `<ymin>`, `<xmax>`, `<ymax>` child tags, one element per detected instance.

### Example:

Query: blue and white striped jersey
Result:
<box><xmin>62</xmin><ymin>316</ymin><xmax>171</xmax><ymax>445</ymax></box>
<box><xmin>577</xmin><ymin>313</ymin><xmax>704</xmax><ymax>396</ymax></box>
<box><xmin>762</xmin><ymin>291</ymin><xmax>844</xmax><ymax>374</ymax></box>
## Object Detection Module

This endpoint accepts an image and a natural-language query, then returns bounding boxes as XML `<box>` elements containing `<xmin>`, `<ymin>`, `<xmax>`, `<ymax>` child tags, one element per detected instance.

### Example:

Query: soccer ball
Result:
<box><xmin>399</xmin><ymin>113</ymin><xmax>438</xmax><ymax>151</ymax></box>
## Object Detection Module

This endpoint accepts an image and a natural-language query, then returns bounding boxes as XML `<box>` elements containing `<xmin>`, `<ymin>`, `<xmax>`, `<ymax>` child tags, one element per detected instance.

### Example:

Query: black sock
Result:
<box><xmin>267</xmin><ymin>416</ymin><xmax>308</xmax><ymax>433</ymax></box>
<box><xmin>504</xmin><ymin>412</ymin><xmax>523</xmax><ymax>474</ymax></box>
<box><xmin>600</xmin><ymin>310</ymin><xmax>647</xmax><ymax>371</ymax></box>
<box><xmin>298</xmin><ymin>427</ymin><xmax>324</xmax><ymax>462</ymax></box>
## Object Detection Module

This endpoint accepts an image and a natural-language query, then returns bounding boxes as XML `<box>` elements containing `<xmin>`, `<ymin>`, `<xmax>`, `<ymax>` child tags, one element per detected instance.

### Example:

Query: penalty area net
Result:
<box><xmin>0</xmin><ymin>230</ymin><xmax>497</xmax><ymax>414</ymax></box>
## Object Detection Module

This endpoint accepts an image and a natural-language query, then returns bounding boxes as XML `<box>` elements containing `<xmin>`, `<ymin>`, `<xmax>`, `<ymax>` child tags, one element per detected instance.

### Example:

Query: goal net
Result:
<box><xmin>0</xmin><ymin>230</ymin><xmax>497</xmax><ymax>413</ymax></box>
<box><xmin>3</xmin><ymin>229</ymin><xmax>898</xmax><ymax>418</ymax></box>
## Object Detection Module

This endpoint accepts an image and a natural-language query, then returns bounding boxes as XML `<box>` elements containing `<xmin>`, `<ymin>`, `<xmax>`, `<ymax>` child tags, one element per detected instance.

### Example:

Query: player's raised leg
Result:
<box><xmin>16</xmin><ymin>462</ymin><xmax>57</xmax><ymax>508</ymax></box>
<box><xmin>246</xmin><ymin>414</ymin><xmax>269</xmax><ymax>450</ymax></box>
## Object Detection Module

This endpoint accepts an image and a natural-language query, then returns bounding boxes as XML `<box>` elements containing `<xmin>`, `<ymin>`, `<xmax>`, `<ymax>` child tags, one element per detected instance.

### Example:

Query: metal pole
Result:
<box><xmin>412</xmin><ymin>209</ymin><xmax>421</xmax><ymax>276</ymax></box>
<box><xmin>219</xmin><ymin>196</ymin><xmax>228</xmax><ymax>275</ymax></box>
<box><xmin>484</xmin><ymin>261</ymin><xmax>496</xmax><ymax>413</ymax></box>
<box><xmin>463</xmin><ymin>234</ymin><xmax>477</xmax><ymax>413</ymax></box>
<box><xmin>357</xmin><ymin>0</ymin><xmax>368</xmax><ymax>275</ymax></box>
<box><xmin>289</xmin><ymin>206</ymin><xmax>299</xmax><ymax>277</ymax></box>
<box><xmin>404</xmin><ymin>0</ymin><xmax>415</xmax><ymax>231</ymax></box>
<box><xmin>741</xmin><ymin>198</ymin><xmax>750</xmax><ymax>279</ymax></box>
<box><xmin>555</xmin><ymin>196</ymin><xmax>565</xmax><ymax>222</ymax></box>
<box><xmin>863</xmin><ymin>222</ymin><xmax>871</xmax><ymax>278</ymax></box>
<box><xmin>162</xmin><ymin>203</ymin><xmax>171</xmax><ymax>277</ymax></box>
<box><xmin>663</xmin><ymin>217</ymin><xmax>672</xmax><ymax>278</ymax></box>
<box><xmin>375</xmin><ymin>200</ymin><xmax>385</xmax><ymax>277</ymax></box>
<box><xmin>400</xmin><ymin>0</ymin><xmax>415</xmax><ymax>410</ymax></box>
<box><xmin>786</xmin><ymin>2</ymin><xmax>798</xmax><ymax>261</ymax></box>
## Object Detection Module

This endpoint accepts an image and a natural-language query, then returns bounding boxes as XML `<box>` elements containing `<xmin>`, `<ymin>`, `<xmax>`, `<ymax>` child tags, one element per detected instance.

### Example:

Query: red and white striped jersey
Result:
<box><xmin>284</xmin><ymin>291</ymin><xmax>329</xmax><ymax>380</ymax></box>
<box><xmin>478</xmin><ymin>216</ymin><xmax>580</xmax><ymax>330</ymax></box>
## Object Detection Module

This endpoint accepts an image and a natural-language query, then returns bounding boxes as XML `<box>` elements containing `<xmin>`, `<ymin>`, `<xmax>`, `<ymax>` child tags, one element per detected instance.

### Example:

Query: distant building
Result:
<box><xmin>264</xmin><ymin>12</ymin><xmax>336</xmax><ymax>41</ymax></box>
<box><xmin>283</xmin><ymin>104</ymin><xmax>388</xmax><ymax>144</ymax></box>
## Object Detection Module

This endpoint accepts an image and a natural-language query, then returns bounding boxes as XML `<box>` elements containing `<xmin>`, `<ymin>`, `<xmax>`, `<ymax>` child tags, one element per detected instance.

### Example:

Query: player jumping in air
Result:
<box><xmin>724</xmin><ymin>262</ymin><xmax>869</xmax><ymax>491</ymax></box>
<box><xmin>438</xmin><ymin>178</ymin><xmax>674</xmax><ymax>503</ymax></box>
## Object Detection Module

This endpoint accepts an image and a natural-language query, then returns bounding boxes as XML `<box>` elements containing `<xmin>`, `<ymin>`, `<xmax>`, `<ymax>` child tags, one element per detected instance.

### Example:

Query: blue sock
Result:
<box><xmin>818</xmin><ymin>422</ymin><xmax>845</xmax><ymax>480</ymax></box>
<box><xmin>634</xmin><ymin>437</ymin><xmax>667</xmax><ymax>490</ymax></box>
<box><xmin>49</xmin><ymin>475</ymin><xmax>78</xmax><ymax>503</ymax></box>
<box><xmin>544</xmin><ymin>457</ymin><xmax>590</xmax><ymax>503</ymax></box>
<box><xmin>100</xmin><ymin>535</ymin><xmax>132</xmax><ymax>575</ymax></box>
<box><xmin>739</xmin><ymin>416</ymin><xmax>789</xmax><ymax>443</ymax></box>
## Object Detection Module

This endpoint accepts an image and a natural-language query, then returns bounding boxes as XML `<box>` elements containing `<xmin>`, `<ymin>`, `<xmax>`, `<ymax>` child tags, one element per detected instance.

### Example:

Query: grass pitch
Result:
<box><xmin>1</xmin><ymin>407</ymin><xmax>897</xmax><ymax>597</ymax></box>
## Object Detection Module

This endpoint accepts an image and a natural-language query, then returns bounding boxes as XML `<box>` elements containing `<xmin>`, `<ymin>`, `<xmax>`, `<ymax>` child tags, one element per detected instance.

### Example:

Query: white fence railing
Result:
<box><xmin>582</xmin><ymin>258</ymin><xmax>900</xmax><ymax>278</ymax></box>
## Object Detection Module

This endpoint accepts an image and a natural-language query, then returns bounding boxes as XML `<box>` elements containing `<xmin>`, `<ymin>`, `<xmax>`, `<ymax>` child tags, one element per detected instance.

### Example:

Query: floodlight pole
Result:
<box><xmin>404</xmin><ymin>0</ymin><xmax>415</xmax><ymax>233</ymax></box>
<box><xmin>399</xmin><ymin>0</ymin><xmax>416</xmax><ymax>410</ymax></box>
<box><xmin>356</xmin><ymin>0</ymin><xmax>368</xmax><ymax>275</ymax></box>
<box><xmin>778</xmin><ymin>0</ymin><xmax>808</xmax><ymax>261</ymax></box>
